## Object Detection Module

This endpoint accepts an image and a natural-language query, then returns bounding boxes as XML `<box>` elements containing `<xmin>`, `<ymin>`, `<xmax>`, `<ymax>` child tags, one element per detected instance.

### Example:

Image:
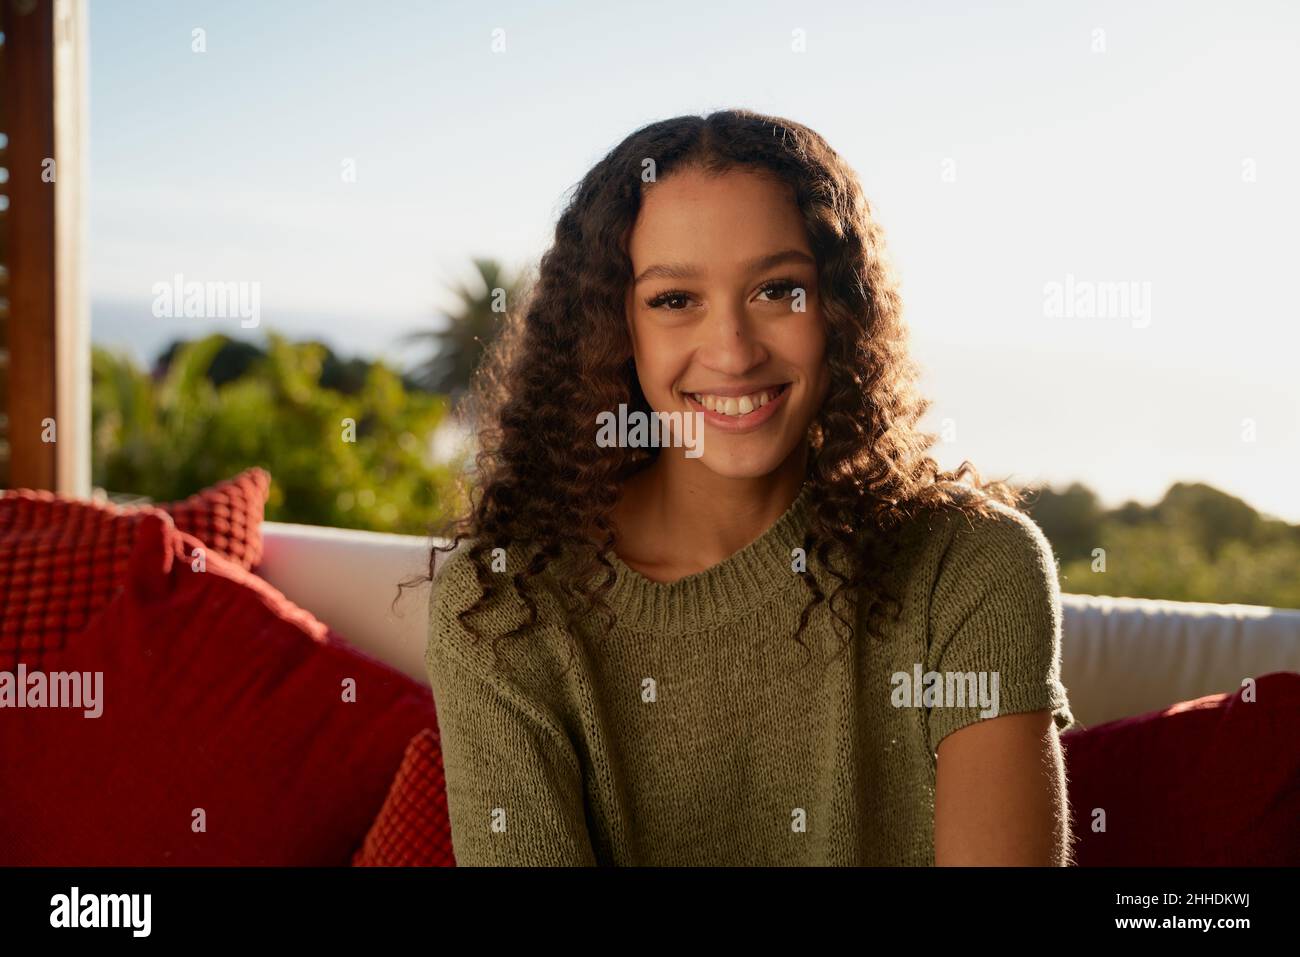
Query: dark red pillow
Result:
<box><xmin>352</xmin><ymin>728</ymin><xmax>455</xmax><ymax>867</ymax></box>
<box><xmin>0</xmin><ymin>511</ymin><xmax>439</xmax><ymax>866</ymax></box>
<box><xmin>1061</xmin><ymin>672</ymin><xmax>1300</xmax><ymax>866</ymax></box>
<box><xmin>0</xmin><ymin>468</ymin><xmax>269</xmax><ymax>670</ymax></box>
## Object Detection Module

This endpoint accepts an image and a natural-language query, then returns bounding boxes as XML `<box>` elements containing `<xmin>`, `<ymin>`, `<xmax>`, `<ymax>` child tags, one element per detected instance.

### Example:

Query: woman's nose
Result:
<box><xmin>696</xmin><ymin>303</ymin><xmax>768</xmax><ymax>375</ymax></box>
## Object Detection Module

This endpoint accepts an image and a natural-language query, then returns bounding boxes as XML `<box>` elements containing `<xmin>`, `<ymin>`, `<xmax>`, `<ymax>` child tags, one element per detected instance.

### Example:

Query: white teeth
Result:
<box><xmin>690</xmin><ymin>386</ymin><xmax>783</xmax><ymax>417</ymax></box>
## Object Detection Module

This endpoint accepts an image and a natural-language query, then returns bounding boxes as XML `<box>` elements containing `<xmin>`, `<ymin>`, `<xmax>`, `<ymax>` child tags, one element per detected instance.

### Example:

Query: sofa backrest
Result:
<box><xmin>257</xmin><ymin>522</ymin><xmax>1300</xmax><ymax>728</ymax></box>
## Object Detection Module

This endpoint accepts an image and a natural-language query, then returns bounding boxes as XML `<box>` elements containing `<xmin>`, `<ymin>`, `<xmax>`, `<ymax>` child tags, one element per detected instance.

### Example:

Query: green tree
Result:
<box><xmin>403</xmin><ymin>258</ymin><xmax>526</xmax><ymax>398</ymax></box>
<box><xmin>1154</xmin><ymin>482</ymin><xmax>1262</xmax><ymax>561</ymax></box>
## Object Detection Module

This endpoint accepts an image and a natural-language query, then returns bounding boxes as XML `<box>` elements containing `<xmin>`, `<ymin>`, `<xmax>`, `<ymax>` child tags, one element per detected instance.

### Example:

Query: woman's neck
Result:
<box><xmin>610</xmin><ymin>444</ymin><xmax>810</xmax><ymax>582</ymax></box>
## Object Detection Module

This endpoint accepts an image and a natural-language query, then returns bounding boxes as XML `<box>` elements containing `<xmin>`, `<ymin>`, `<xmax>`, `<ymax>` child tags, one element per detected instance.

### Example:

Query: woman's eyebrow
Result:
<box><xmin>633</xmin><ymin>248</ymin><xmax>815</xmax><ymax>286</ymax></box>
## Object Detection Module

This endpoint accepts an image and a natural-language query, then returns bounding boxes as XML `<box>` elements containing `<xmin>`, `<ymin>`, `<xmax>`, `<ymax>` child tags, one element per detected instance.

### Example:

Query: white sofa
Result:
<box><xmin>258</xmin><ymin>521</ymin><xmax>1300</xmax><ymax>730</ymax></box>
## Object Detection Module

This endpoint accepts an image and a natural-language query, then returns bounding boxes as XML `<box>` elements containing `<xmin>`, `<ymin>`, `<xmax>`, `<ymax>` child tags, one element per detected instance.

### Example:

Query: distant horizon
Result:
<box><xmin>91</xmin><ymin>294</ymin><xmax>1300</xmax><ymax>527</ymax></box>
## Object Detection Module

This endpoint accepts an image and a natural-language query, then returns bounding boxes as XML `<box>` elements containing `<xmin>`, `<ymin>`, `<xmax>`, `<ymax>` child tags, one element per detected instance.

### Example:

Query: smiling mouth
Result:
<box><xmin>687</xmin><ymin>383</ymin><xmax>789</xmax><ymax>417</ymax></box>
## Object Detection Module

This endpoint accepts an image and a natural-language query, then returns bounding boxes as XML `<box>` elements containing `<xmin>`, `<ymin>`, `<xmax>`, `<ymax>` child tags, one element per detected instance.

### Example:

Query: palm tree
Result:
<box><xmin>404</xmin><ymin>258</ymin><xmax>525</xmax><ymax>399</ymax></box>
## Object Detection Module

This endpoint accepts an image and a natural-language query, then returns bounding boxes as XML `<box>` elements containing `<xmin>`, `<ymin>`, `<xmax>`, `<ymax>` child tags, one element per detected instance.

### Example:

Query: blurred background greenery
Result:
<box><xmin>1024</xmin><ymin>482</ymin><xmax>1300</xmax><ymax>609</ymax></box>
<box><xmin>92</xmin><ymin>333</ymin><xmax>467</xmax><ymax>536</ymax></box>
<box><xmin>89</xmin><ymin>259</ymin><xmax>1300</xmax><ymax>609</ymax></box>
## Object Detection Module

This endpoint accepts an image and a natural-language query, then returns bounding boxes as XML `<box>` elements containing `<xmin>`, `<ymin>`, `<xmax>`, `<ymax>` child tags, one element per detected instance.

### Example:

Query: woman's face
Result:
<box><xmin>624</xmin><ymin>166</ymin><xmax>830</xmax><ymax>480</ymax></box>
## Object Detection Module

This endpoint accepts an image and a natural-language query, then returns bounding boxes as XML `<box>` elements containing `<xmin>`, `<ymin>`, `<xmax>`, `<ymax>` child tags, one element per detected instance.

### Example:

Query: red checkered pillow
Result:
<box><xmin>150</xmin><ymin>468</ymin><xmax>270</xmax><ymax>569</ymax></box>
<box><xmin>0</xmin><ymin>468</ymin><xmax>270</xmax><ymax>669</ymax></box>
<box><xmin>352</xmin><ymin>728</ymin><xmax>456</xmax><ymax>866</ymax></box>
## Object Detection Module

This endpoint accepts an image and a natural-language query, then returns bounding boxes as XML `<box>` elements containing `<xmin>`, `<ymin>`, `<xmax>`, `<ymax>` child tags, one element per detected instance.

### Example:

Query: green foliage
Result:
<box><xmin>1028</xmin><ymin>482</ymin><xmax>1300</xmax><ymax>609</ymax></box>
<box><xmin>92</xmin><ymin>333</ymin><xmax>467</xmax><ymax>535</ymax></box>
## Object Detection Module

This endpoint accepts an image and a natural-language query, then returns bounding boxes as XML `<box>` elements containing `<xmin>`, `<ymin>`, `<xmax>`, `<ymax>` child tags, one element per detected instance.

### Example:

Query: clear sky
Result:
<box><xmin>86</xmin><ymin>0</ymin><xmax>1300</xmax><ymax>521</ymax></box>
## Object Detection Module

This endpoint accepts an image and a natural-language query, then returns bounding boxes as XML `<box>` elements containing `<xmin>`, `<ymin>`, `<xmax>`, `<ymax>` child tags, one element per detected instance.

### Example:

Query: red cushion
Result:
<box><xmin>0</xmin><ymin>512</ymin><xmax>439</xmax><ymax>865</ymax></box>
<box><xmin>0</xmin><ymin>468</ymin><xmax>269</xmax><ymax>670</ymax></box>
<box><xmin>153</xmin><ymin>467</ymin><xmax>270</xmax><ymax>570</ymax></box>
<box><xmin>1061</xmin><ymin>671</ymin><xmax>1300</xmax><ymax>866</ymax></box>
<box><xmin>352</xmin><ymin>728</ymin><xmax>456</xmax><ymax>867</ymax></box>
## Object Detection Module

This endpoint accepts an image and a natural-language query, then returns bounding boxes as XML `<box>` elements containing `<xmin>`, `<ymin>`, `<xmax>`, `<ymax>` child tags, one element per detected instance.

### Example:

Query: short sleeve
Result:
<box><xmin>923</xmin><ymin>504</ymin><xmax>1075</xmax><ymax>755</ymax></box>
<box><xmin>425</xmin><ymin>555</ymin><xmax>597</xmax><ymax>866</ymax></box>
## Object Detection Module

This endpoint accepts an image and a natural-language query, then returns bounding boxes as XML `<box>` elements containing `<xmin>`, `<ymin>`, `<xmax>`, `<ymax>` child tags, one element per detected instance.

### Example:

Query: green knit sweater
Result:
<box><xmin>424</xmin><ymin>482</ymin><xmax>1074</xmax><ymax>866</ymax></box>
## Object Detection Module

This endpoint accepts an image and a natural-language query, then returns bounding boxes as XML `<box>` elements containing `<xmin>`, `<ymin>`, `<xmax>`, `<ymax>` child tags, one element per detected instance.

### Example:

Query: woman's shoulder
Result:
<box><xmin>905</xmin><ymin>481</ymin><xmax>1073</xmax><ymax>743</ymax></box>
<box><xmin>431</xmin><ymin>537</ymin><xmax>556</xmax><ymax>608</ymax></box>
<box><xmin>898</xmin><ymin>480</ymin><xmax>1057</xmax><ymax>583</ymax></box>
<box><xmin>427</xmin><ymin>537</ymin><xmax>577</xmax><ymax>677</ymax></box>
<box><xmin>424</xmin><ymin>541</ymin><xmax>586</xmax><ymax>760</ymax></box>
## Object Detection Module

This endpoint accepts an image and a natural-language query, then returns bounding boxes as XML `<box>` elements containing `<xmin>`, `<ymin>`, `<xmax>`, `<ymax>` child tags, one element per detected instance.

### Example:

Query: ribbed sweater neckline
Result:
<box><xmin>602</xmin><ymin>482</ymin><xmax>814</xmax><ymax>634</ymax></box>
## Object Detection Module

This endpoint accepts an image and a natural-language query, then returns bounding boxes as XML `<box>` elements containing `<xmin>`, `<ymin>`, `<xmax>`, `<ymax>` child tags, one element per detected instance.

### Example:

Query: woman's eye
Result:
<box><xmin>647</xmin><ymin>291</ymin><xmax>692</xmax><ymax>310</ymax></box>
<box><xmin>758</xmin><ymin>280</ymin><xmax>800</xmax><ymax>303</ymax></box>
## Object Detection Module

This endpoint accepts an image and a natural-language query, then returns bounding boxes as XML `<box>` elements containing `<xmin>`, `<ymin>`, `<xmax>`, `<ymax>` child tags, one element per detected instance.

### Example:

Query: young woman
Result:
<box><xmin>424</xmin><ymin>109</ymin><xmax>1075</xmax><ymax>867</ymax></box>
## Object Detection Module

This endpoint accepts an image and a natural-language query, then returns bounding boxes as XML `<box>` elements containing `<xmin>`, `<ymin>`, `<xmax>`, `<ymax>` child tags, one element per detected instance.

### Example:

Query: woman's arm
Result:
<box><xmin>923</xmin><ymin>501</ymin><xmax>1077</xmax><ymax>866</ymax></box>
<box><xmin>426</xmin><ymin>559</ymin><xmax>597</xmax><ymax>867</ymax></box>
<box><xmin>935</xmin><ymin>710</ymin><xmax>1072</xmax><ymax>865</ymax></box>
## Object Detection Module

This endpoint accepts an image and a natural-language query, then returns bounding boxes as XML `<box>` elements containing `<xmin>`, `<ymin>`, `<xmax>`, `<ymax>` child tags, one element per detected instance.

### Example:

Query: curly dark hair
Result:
<box><xmin>418</xmin><ymin>108</ymin><xmax>1023</xmax><ymax>670</ymax></box>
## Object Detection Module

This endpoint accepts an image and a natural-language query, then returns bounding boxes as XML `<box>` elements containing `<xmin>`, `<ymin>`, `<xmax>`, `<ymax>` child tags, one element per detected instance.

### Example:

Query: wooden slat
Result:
<box><xmin>4</xmin><ymin>0</ymin><xmax>57</xmax><ymax>489</ymax></box>
<box><xmin>0</xmin><ymin>5</ymin><xmax>8</xmax><ymax>486</ymax></box>
<box><xmin>2</xmin><ymin>0</ymin><xmax>87</xmax><ymax>493</ymax></box>
<box><xmin>0</xmin><ymin>6</ymin><xmax>11</xmax><ymax>486</ymax></box>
